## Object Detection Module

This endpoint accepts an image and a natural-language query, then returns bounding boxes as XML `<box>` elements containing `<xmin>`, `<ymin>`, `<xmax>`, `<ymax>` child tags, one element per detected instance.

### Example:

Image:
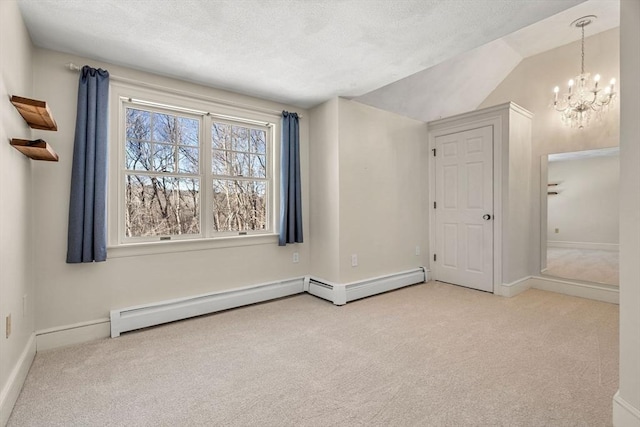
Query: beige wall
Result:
<box><xmin>30</xmin><ymin>47</ymin><xmax>428</xmax><ymax>338</ymax></box>
<box><xmin>338</xmin><ymin>99</ymin><xmax>428</xmax><ymax>282</ymax></box>
<box><xmin>0</xmin><ymin>0</ymin><xmax>36</xmax><ymax>424</ymax></box>
<box><xmin>617</xmin><ymin>0</ymin><xmax>640</xmax><ymax>423</ymax></box>
<box><xmin>30</xmin><ymin>48</ymin><xmax>310</xmax><ymax>332</ymax></box>
<box><xmin>547</xmin><ymin>154</ymin><xmax>619</xmax><ymax>245</ymax></box>
<box><xmin>505</xmin><ymin>109</ymin><xmax>533</xmax><ymax>283</ymax></box>
<box><xmin>309</xmin><ymin>98</ymin><xmax>340</xmax><ymax>281</ymax></box>
<box><xmin>480</xmin><ymin>27</ymin><xmax>620</xmax><ymax>276</ymax></box>
<box><xmin>309</xmin><ymin>98</ymin><xmax>428</xmax><ymax>283</ymax></box>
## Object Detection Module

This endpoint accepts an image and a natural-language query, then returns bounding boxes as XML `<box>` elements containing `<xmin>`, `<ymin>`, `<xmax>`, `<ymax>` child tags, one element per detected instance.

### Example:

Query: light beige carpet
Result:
<box><xmin>8</xmin><ymin>282</ymin><xmax>618</xmax><ymax>426</ymax></box>
<box><xmin>546</xmin><ymin>248</ymin><xmax>619</xmax><ymax>286</ymax></box>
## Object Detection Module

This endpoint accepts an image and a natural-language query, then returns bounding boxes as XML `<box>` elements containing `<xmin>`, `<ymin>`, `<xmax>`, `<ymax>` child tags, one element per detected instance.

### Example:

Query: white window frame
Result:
<box><xmin>108</xmin><ymin>82</ymin><xmax>280</xmax><ymax>257</ymax></box>
<box><xmin>209</xmin><ymin>116</ymin><xmax>272</xmax><ymax>238</ymax></box>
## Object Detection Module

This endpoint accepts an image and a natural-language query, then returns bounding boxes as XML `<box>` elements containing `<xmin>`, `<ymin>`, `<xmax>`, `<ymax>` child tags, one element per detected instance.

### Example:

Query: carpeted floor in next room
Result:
<box><xmin>8</xmin><ymin>281</ymin><xmax>618</xmax><ymax>426</ymax></box>
<box><xmin>546</xmin><ymin>247</ymin><xmax>619</xmax><ymax>286</ymax></box>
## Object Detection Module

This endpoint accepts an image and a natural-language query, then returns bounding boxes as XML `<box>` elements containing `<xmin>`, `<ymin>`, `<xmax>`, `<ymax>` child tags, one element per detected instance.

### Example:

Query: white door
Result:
<box><xmin>434</xmin><ymin>126</ymin><xmax>493</xmax><ymax>292</ymax></box>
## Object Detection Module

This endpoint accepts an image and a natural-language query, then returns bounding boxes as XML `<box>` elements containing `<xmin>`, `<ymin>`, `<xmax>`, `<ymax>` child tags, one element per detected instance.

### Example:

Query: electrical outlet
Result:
<box><xmin>351</xmin><ymin>254</ymin><xmax>358</xmax><ymax>267</ymax></box>
<box><xmin>415</xmin><ymin>246</ymin><xmax>421</xmax><ymax>256</ymax></box>
<box><xmin>6</xmin><ymin>314</ymin><xmax>11</xmax><ymax>339</ymax></box>
<box><xmin>555</xmin><ymin>228</ymin><xmax>559</xmax><ymax>234</ymax></box>
<box><xmin>293</xmin><ymin>252</ymin><xmax>299</xmax><ymax>263</ymax></box>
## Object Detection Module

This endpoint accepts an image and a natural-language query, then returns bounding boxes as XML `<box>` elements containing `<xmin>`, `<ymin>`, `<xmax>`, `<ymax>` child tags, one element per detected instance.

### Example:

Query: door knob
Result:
<box><xmin>483</xmin><ymin>214</ymin><xmax>492</xmax><ymax>220</ymax></box>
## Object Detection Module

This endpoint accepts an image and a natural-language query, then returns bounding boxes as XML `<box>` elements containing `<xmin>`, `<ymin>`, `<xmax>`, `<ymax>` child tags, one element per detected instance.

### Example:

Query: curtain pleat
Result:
<box><xmin>66</xmin><ymin>66</ymin><xmax>110</xmax><ymax>263</ymax></box>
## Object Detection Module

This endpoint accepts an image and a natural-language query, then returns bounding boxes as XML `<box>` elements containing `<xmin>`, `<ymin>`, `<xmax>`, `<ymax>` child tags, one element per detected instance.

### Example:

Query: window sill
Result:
<box><xmin>107</xmin><ymin>233</ymin><xmax>279</xmax><ymax>258</ymax></box>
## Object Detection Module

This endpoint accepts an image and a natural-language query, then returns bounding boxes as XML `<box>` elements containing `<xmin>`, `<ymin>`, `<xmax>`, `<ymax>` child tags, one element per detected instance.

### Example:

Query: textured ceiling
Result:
<box><xmin>502</xmin><ymin>0</ymin><xmax>619</xmax><ymax>58</ymax></box>
<box><xmin>356</xmin><ymin>0</ymin><xmax>620</xmax><ymax>122</ymax></box>
<box><xmin>355</xmin><ymin>37</ymin><xmax>523</xmax><ymax>122</ymax></box>
<box><xmin>17</xmin><ymin>0</ymin><xmax>587</xmax><ymax>109</ymax></box>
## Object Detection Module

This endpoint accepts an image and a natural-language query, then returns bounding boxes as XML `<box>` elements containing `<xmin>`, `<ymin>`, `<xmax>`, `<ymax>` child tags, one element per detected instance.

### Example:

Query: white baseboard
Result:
<box><xmin>308</xmin><ymin>268</ymin><xmax>427</xmax><ymax>305</ymax></box>
<box><xmin>0</xmin><ymin>333</ymin><xmax>36</xmax><ymax>427</ymax></box>
<box><xmin>110</xmin><ymin>277</ymin><xmax>306</xmax><ymax>337</ymax></box>
<box><xmin>36</xmin><ymin>319</ymin><xmax>111</xmax><ymax>351</ymax></box>
<box><xmin>614</xmin><ymin>391</ymin><xmax>640</xmax><ymax>427</ymax></box>
<box><xmin>548</xmin><ymin>241</ymin><xmax>619</xmax><ymax>251</ymax></box>
<box><xmin>529</xmin><ymin>276</ymin><xmax>619</xmax><ymax>304</ymax></box>
<box><xmin>39</xmin><ymin>270</ymin><xmax>426</xmax><ymax>344</ymax></box>
<box><xmin>496</xmin><ymin>276</ymin><xmax>619</xmax><ymax>304</ymax></box>
<box><xmin>497</xmin><ymin>276</ymin><xmax>532</xmax><ymax>297</ymax></box>
<box><xmin>345</xmin><ymin>268</ymin><xmax>427</xmax><ymax>303</ymax></box>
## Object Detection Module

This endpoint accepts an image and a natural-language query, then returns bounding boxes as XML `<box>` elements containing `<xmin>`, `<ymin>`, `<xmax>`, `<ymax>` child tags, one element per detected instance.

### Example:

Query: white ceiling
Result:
<box><xmin>356</xmin><ymin>0</ymin><xmax>620</xmax><ymax>122</ymax></box>
<box><xmin>502</xmin><ymin>0</ymin><xmax>619</xmax><ymax>58</ymax></box>
<box><xmin>16</xmin><ymin>0</ymin><xmax>595</xmax><ymax>109</ymax></box>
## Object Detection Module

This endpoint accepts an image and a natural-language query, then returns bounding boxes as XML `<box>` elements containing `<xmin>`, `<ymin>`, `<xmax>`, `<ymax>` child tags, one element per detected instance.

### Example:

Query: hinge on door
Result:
<box><xmin>433</xmin><ymin>201</ymin><xmax>436</xmax><ymax>209</ymax></box>
<box><xmin>432</xmin><ymin>148</ymin><xmax>436</xmax><ymax>156</ymax></box>
<box><xmin>433</xmin><ymin>254</ymin><xmax>437</xmax><ymax>262</ymax></box>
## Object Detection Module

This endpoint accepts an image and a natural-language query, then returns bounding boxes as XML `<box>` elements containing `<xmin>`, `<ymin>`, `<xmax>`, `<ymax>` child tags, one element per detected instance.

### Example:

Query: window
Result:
<box><xmin>211</xmin><ymin>121</ymin><xmax>268</xmax><ymax>233</ymax></box>
<box><xmin>124</xmin><ymin>107</ymin><xmax>201</xmax><ymax>238</ymax></box>
<box><xmin>111</xmin><ymin>87</ymin><xmax>276</xmax><ymax>247</ymax></box>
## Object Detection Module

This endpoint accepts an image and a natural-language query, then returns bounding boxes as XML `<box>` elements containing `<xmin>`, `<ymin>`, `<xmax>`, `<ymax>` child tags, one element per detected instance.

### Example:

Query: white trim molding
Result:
<box><xmin>41</xmin><ymin>269</ymin><xmax>429</xmax><ymax>345</ymax></box>
<box><xmin>0</xmin><ymin>333</ymin><xmax>36</xmax><ymax>427</ymax></box>
<box><xmin>495</xmin><ymin>275</ymin><xmax>619</xmax><ymax>304</ymax></box>
<box><xmin>614</xmin><ymin>391</ymin><xmax>640</xmax><ymax>427</ymax></box>
<box><xmin>308</xmin><ymin>268</ymin><xmax>427</xmax><ymax>305</ymax></box>
<box><xmin>110</xmin><ymin>277</ymin><xmax>306</xmax><ymax>337</ymax></box>
<box><xmin>36</xmin><ymin>269</ymin><xmax>618</xmax><ymax>350</ymax></box>
<box><xmin>548</xmin><ymin>241</ymin><xmax>619</xmax><ymax>252</ymax></box>
<box><xmin>529</xmin><ymin>276</ymin><xmax>619</xmax><ymax>304</ymax></box>
<box><xmin>496</xmin><ymin>276</ymin><xmax>532</xmax><ymax>297</ymax></box>
<box><xmin>345</xmin><ymin>268</ymin><xmax>427</xmax><ymax>303</ymax></box>
<box><xmin>36</xmin><ymin>319</ymin><xmax>111</xmax><ymax>351</ymax></box>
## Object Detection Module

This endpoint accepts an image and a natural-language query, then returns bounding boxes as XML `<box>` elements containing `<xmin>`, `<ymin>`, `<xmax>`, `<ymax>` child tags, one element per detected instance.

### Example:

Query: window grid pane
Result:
<box><xmin>211</xmin><ymin>122</ymin><xmax>268</xmax><ymax>180</ymax></box>
<box><xmin>125</xmin><ymin>107</ymin><xmax>200</xmax><ymax>175</ymax></box>
<box><xmin>212</xmin><ymin>179</ymin><xmax>267</xmax><ymax>232</ymax></box>
<box><xmin>124</xmin><ymin>174</ymin><xmax>200</xmax><ymax>237</ymax></box>
<box><xmin>124</xmin><ymin>106</ymin><xmax>202</xmax><ymax>239</ymax></box>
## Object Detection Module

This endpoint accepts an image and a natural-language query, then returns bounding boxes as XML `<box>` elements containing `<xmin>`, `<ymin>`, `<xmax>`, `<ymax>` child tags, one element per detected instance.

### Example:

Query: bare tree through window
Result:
<box><xmin>212</xmin><ymin>122</ymin><xmax>268</xmax><ymax>232</ymax></box>
<box><xmin>124</xmin><ymin>107</ymin><xmax>200</xmax><ymax>237</ymax></box>
<box><xmin>122</xmin><ymin>104</ymin><xmax>271</xmax><ymax>241</ymax></box>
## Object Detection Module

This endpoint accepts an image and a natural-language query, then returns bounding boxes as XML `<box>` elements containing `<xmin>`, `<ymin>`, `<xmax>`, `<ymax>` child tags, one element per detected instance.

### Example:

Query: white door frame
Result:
<box><xmin>428</xmin><ymin>110</ymin><xmax>505</xmax><ymax>294</ymax></box>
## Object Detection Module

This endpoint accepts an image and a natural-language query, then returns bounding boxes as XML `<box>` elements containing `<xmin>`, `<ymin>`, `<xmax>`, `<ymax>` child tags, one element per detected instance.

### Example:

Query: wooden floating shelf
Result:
<box><xmin>10</xmin><ymin>95</ymin><xmax>58</xmax><ymax>131</ymax></box>
<box><xmin>10</xmin><ymin>139</ymin><xmax>59</xmax><ymax>161</ymax></box>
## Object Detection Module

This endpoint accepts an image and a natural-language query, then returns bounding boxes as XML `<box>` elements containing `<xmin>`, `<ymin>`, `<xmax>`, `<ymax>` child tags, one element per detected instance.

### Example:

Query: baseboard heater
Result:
<box><xmin>110</xmin><ymin>277</ymin><xmax>305</xmax><ymax>338</ymax></box>
<box><xmin>308</xmin><ymin>267</ymin><xmax>427</xmax><ymax>305</ymax></box>
<box><xmin>307</xmin><ymin>278</ymin><xmax>335</xmax><ymax>302</ymax></box>
<box><xmin>111</xmin><ymin>268</ymin><xmax>427</xmax><ymax>337</ymax></box>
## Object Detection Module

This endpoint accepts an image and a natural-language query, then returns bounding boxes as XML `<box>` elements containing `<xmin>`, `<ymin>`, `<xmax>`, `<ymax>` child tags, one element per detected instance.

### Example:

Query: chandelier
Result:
<box><xmin>552</xmin><ymin>15</ymin><xmax>616</xmax><ymax>129</ymax></box>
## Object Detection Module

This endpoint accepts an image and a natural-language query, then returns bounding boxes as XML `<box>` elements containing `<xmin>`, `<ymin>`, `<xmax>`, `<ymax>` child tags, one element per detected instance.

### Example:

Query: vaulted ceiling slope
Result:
<box><xmin>18</xmin><ymin>0</ymin><xmax>586</xmax><ymax>109</ymax></box>
<box><xmin>356</xmin><ymin>0</ymin><xmax>620</xmax><ymax>122</ymax></box>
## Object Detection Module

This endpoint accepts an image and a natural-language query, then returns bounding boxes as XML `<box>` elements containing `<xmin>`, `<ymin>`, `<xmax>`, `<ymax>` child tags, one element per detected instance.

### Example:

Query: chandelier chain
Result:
<box><xmin>581</xmin><ymin>24</ymin><xmax>585</xmax><ymax>74</ymax></box>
